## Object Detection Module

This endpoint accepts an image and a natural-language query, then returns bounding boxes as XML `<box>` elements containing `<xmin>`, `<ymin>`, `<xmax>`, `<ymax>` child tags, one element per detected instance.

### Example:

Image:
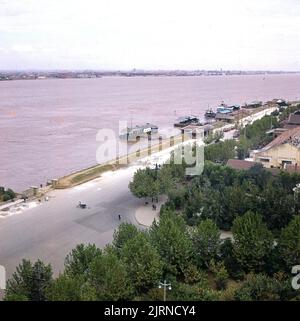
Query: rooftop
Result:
<box><xmin>226</xmin><ymin>159</ymin><xmax>259</xmax><ymax>170</ymax></box>
<box><xmin>287</xmin><ymin>113</ymin><xmax>300</xmax><ymax>125</ymax></box>
<box><xmin>262</xmin><ymin>126</ymin><xmax>300</xmax><ymax>151</ymax></box>
<box><xmin>182</xmin><ymin>124</ymin><xmax>214</xmax><ymax>131</ymax></box>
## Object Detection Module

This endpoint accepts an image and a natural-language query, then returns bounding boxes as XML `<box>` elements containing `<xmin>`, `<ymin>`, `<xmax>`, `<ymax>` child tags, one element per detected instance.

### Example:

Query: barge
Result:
<box><xmin>174</xmin><ymin>115</ymin><xmax>199</xmax><ymax>127</ymax></box>
<box><xmin>119</xmin><ymin>123</ymin><xmax>158</xmax><ymax>141</ymax></box>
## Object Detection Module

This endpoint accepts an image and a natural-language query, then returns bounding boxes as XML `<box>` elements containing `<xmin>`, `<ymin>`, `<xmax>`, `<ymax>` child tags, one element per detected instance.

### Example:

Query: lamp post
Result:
<box><xmin>158</xmin><ymin>280</ymin><xmax>172</xmax><ymax>302</ymax></box>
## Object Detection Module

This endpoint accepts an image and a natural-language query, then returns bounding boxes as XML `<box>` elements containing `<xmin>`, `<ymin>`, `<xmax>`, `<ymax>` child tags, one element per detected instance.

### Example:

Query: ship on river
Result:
<box><xmin>173</xmin><ymin>115</ymin><xmax>199</xmax><ymax>127</ymax></box>
<box><xmin>119</xmin><ymin>123</ymin><xmax>158</xmax><ymax>141</ymax></box>
<box><xmin>204</xmin><ymin>108</ymin><xmax>216</xmax><ymax>118</ymax></box>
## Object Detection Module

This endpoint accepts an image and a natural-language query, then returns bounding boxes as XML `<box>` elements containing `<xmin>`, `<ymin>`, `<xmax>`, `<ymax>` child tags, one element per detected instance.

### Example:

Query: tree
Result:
<box><xmin>129</xmin><ymin>167</ymin><xmax>160</xmax><ymax>199</ymax></box>
<box><xmin>210</xmin><ymin>260</ymin><xmax>229</xmax><ymax>290</ymax></box>
<box><xmin>113</xmin><ymin>223</ymin><xmax>139</xmax><ymax>251</ymax></box>
<box><xmin>0</xmin><ymin>187</ymin><xmax>16</xmax><ymax>202</ymax></box>
<box><xmin>258</xmin><ymin>183</ymin><xmax>295</xmax><ymax>231</ymax></box>
<box><xmin>236</xmin><ymin>138</ymin><xmax>250</xmax><ymax>160</ymax></box>
<box><xmin>220</xmin><ymin>239</ymin><xmax>244</xmax><ymax>279</ymax></box>
<box><xmin>278</xmin><ymin>215</ymin><xmax>300</xmax><ymax>269</ymax></box>
<box><xmin>64</xmin><ymin>243</ymin><xmax>102</xmax><ymax>279</ymax></box>
<box><xmin>157</xmin><ymin>163</ymin><xmax>177</xmax><ymax>194</ymax></box>
<box><xmin>89</xmin><ymin>252</ymin><xmax>134</xmax><ymax>300</ymax></box>
<box><xmin>204</xmin><ymin>131</ymin><xmax>224</xmax><ymax>144</ymax></box>
<box><xmin>169</xmin><ymin>281</ymin><xmax>220</xmax><ymax>301</ymax></box>
<box><xmin>149</xmin><ymin>211</ymin><xmax>193</xmax><ymax>276</ymax></box>
<box><xmin>46</xmin><ymin>274</ymin><xmax>97</xmax><ymax>301</ymax></box>
<box><xmin>192</xmin><ymin>219</ymin><xmax>221</xmax><ymax>268</ymax></box>
<box><xmin>165</xmin><ymin>185</ymin><xmax>187</xmax><ymax>210</ymax></box>
<box><xmin>232</xmin><ymin>212</ymin><xmax>273</xmax><ymax>272</ymax></box>
<box><xmin>234</xmin><ymin>273</ymin><xmax>292</xmax><ymax>301</ymax></box>
<box><xmin>240</xmin><ymin>115</ymin><xmax>278</xmax><ymax>149</ymax></box>
<box><xmin>204</xmin><ymin>140</ymin><xmax>236</xmax><ymax>164</ymax></box>
<box><xmin>5</xmin><ymin>259</ymin><xmax>53</xmax><ymax>301</ymax></box>
<box><xmin>121</xmin><ymin>233</ymin><xmax>163</xmax><ymax>293</ymax></box>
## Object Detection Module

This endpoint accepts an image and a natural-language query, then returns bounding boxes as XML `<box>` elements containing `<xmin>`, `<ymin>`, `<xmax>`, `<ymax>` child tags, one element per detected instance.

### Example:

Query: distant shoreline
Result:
<box><xmin>1</xmin><ymin>70</ymin><xmax>300</xmax><ymax>82</ymax></box>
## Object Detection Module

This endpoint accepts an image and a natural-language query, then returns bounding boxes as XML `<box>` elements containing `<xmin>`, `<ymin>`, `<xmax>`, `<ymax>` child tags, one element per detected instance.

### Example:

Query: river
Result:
<box><xmin>1</xmin><ymin>74</ymin><xmax>300</xmax><ymax>191</ymax></box>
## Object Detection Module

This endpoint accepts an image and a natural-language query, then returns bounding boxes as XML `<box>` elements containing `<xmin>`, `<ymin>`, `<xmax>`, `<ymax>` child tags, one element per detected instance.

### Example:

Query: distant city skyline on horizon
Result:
<box><xmin>1</xmin><ymin>0</ymin><xmax>300</xmax><ymax>71</ymax></box>
<box><xmin>1</xmin><ymin>69</ymin><xmax>300</xmax><ymax>73</ymax></box>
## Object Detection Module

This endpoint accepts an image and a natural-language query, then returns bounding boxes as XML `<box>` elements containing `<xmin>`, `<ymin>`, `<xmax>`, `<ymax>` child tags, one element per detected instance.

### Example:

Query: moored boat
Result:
<box><xmin>204</xmin><ymin>109</ymin><xmax>216</xmax><ymax>118</ymax></box>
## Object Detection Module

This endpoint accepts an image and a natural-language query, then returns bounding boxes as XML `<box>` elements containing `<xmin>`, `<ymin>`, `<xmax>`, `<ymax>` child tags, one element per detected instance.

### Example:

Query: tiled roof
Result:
<box><xmin>226</xmin><ymin>159</ymin><xmax>259</xmax><ymax>170</ymax></box>
<box><xmin>262</xmin><ymin>126</ymin><xmax>300</xmax><ymax>150</ymax></box>
<box><xmin>288</xmin><ymin>113</ymin><xmax>300</xmax><ymax>125</ymax></box>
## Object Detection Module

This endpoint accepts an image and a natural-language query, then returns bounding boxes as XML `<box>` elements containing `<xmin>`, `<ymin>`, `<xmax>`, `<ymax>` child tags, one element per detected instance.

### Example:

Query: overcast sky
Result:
<box><xmin>0</xmin><ymin>0</ymin><xmax>299</xmax><ymax>70</ymax></box>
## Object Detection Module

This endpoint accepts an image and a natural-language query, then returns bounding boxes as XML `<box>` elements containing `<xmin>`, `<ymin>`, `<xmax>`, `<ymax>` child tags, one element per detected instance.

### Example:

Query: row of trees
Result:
<box><xmin>203</xmin><ymin>114</ymin><xmax>281</xmax><ymax>163</ymax></box>
<box><xmin>239</xmin><ymin>115</ymin><xmax>278</xmax><ymax>149</ymax></box>
<box><xmin>203</xmin><ymin>131</ymin><xmax>224</xmax><ymax>145</ymax></box>
<box><xmin>152</xmin><ymin>161</ymin><xmax>300</xmax><ymax>232</ymax></box>
<box><xmin>278</xmin><ymin>103</ymin><xmax>300</xmax><ymax>122</ymax></box>
<box><xmin>236</xmin><ymin>104</ymin><xmax>300</xmax><ymax>159</ymax></box>
<box><xmin>5</xmin><ymin>211</ymin><xmax>300</xmax><ymax>301</ymax></box>
<box><xmin>126</xmin><ymin>158</ymin><xmax>300</xmax><ymax>300</ymax></box>
<box><xmin>204</xmin><ymin>139</ymin><xmax>236</xmax><ymax>164</ymax></box>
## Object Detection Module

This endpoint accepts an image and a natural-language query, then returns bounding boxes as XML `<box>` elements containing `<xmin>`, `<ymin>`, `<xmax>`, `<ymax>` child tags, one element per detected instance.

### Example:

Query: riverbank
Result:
<box><xmin>0</xmin><ymin>103</ymin><xmax>284</xmax><ymax>279</ymax></box>
<box><xmin>48</xmin><ymin>104</ymin><xmax>278</xmax><ymax>189</ymax></box>
<box><xmin>3</xmin><ymin>75</ymin><xmax>300</xmax><ymax>192</ymax></box>
<box><xmin>55</xmin><ymin>134</ymin><xmax>193</xmax><ymax>189</ymax></box>
<box><xmin>0</xmin><ymin>135</ymin><xmax>201</xmax><ymax>277</ymax></box>
<box><xmin>0</xmin><ymin>104</ymin><xmax>278</xmax><ymax>210</ymax></box>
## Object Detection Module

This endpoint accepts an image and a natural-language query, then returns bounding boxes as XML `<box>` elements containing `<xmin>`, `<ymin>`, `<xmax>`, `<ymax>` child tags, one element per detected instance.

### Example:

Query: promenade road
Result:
<box><xmin>0</xmin><ymin>165</ymin><xmax>142</xmax><ymax>277</ymax></box>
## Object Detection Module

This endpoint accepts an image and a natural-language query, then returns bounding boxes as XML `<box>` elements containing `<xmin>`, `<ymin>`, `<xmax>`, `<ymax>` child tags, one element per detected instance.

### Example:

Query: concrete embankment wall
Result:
<box><xmin>54</xmin><ymin>133</ymin><xmax>192</xmax><ymax>189</ymax></box>
<box><xmin>15</xmin><ymin>105</ymin><xmax>281</xmax><ymax>194</ymax></box>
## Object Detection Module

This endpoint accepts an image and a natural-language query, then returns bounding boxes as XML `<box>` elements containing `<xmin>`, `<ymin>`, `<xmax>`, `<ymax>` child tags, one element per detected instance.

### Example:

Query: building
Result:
<box><xmin>276</xmin><ymin>99</ymin><xmax>289</xmax><ymax>107</ymax></box>
<box><xmin>253</xmin><ymin>127</ymin><xmax>300</xmax><ymax>168</ymax></box>
<box><xmin>181</xmin><ymin>124</ymin><xmax>213</xmax><ymax>138</ymax></box>
<box><xmin>243</xmin><ymin>100</ymin><xmax>263</xmax><ymax>109</ymax></box>
<box><xmin>215</xmin><ymin>113</ymin><xmax>235</xmax><ymax>122</ymax></box>
<box><xmin>226</xmin><ymin>159</ymin><xmax>259</xmax><ymax>170</ymax></box>
<box><xmin>282</xmin><ymin>112</ymin><xmax>300</xmax><ymax>129</ymax></box>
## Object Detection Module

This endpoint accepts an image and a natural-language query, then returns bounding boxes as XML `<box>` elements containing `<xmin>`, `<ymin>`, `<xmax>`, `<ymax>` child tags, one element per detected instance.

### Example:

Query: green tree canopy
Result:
<box><xmin>112</xmin><ymin>222</ymin><xmax>139</xmax><ymax>251</ymax></box>
<box><xmin>129</xmin><ymin>167</ymin><xmax>160</xmax><ymax>199</ymax></box>
<box><xmin>121</xmin><ymin>233</ymin><xmax>163</xmax><ymax>293</ymax></box>
<box><xmin>278</xmin><ymin>215</ymin><xmax>300</xmax><ymax>269</ymax></box>
<box><xmin>149</xmin><ymin>211</ymin><xmax>193</xmax><ymax>276</ymax></box>
<box><xmin>5</xmin><ymin>259</ymin><xmax>53</xmax><ymax>301</ymax></box>
<box><xmin>232</xmin><ymin>212</ymin><xmax>273</xmax><ymax>272</ymax></box>
<box><xmin>89</xmin><ymin>251</ymin><xmax>134</xmax><ymax>300</ymax></box>
<box><xmin>204</xmin><ymin>139</ymin><xmax>236</xmax><ymax>164</ymax></box>
<box><xmin>234</xmin><ymin>273</ymin><xmax>292</xmax><ymax>301</ymax></box>
<box><xmin>64</xmin><ymin>243</ymin><xmax>102</xmax><ymax>279</ymax></box>
<box><xmin>192</xmin><ymin>219</ymin><xmax>221</xmax><ymax>268</ymax></box>
<box><xmin>46</xmin><ymin>274</ymin><xmax>97</xmax><ymax>301</ymax></box>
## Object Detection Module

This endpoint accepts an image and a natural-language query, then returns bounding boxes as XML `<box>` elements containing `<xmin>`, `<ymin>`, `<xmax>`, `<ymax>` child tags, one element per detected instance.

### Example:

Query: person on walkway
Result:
<box><xmin>118</xmin><ymin>214</ymin><xmax>121</xmax><ymax>220</ymax></box>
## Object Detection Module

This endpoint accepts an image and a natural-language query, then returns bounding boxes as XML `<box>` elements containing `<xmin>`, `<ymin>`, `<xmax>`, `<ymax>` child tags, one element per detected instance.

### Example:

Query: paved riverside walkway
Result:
<box><xmin>134</xmin><ymin>196</ymin><xmax>168</xmax><ymax>227</ymax></box>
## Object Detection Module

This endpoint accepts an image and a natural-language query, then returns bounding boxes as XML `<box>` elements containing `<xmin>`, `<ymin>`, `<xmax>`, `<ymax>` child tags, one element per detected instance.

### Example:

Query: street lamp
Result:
<box><xmin>158</xmin><ymin>280</ymin><xmax>172</xmax><ymax>302</ymax></box>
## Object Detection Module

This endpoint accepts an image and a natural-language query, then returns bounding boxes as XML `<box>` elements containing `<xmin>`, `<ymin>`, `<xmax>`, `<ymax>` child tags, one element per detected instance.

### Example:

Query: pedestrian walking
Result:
<box><xmin>118</xmin><ymin>214</ymin><xmax>121</xmax><ymax>220</ymax></box>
